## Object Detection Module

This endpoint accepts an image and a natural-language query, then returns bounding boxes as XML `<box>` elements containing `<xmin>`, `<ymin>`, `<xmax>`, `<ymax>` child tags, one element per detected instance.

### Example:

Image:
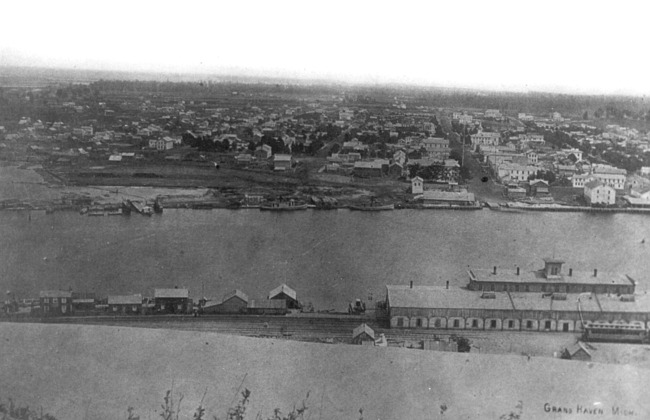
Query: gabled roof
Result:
<box><xmin>223</xmin><ymin>289</ymin><xmax>249</xmax><ymax>304</ymax></box>
<box><xmin>352</xmin><ymin>323</ymin><xmax>375</xmax><ymax>340</ymax></box>
<box><xmin>154</xmin><ymin>288</ymin><xmax>189</xmax><ymax>299</ymax></box>
<box><xmin>108</xmin><ymin>294</ymin><xmax>142</xmax><ymax>305</ymax></box>
<box><xmin>570</xmin><ymin>342</ymin><xmax>592</xmax><ymax>357</ymax></box>
<box><xmin>269</xmin><ymin>283</ymin><xmax>297</xmax><ymax>301</ymax></box>
<box><xmin>274</xmin><ymin>154</ymin><xmax>292</xmax><ymax>162</ymax></box>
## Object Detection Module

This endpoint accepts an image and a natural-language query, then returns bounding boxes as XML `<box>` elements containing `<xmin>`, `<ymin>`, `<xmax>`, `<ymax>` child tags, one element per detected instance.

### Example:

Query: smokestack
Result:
<box><xmin>410</xmin><ymin>281</ymin><xmax>413</xmax><ymax>289</ymax></box>
<box><xmin>594</xmin><ymin>269</ymin><xmax>598</xmax><ymax>277</ymax></box>
<box><xmin>493</xmin><ymin>266</ymin><xmax>497</xmax><ymax>275</ymax></box>
<box><xmin>516</xmin><ymin>267</ymin><xmax>520</xmax><ymax>276</ymax></box>
<box><xmin>446</xmin><ymin>281</ymin><xmax>449</xmax><ymax>289</ymax></box>
<box><xmin>569</xmin><ymin>268</ymin><xmax>573</xmax><ymax>277</ymax></box>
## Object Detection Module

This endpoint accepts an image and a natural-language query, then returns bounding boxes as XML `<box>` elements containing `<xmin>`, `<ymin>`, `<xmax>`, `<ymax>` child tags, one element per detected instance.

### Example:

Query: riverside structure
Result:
<box><xmin>387</xmin><ymin>258</ymin><xmax>648</xmax><ymax>332</ymax></box>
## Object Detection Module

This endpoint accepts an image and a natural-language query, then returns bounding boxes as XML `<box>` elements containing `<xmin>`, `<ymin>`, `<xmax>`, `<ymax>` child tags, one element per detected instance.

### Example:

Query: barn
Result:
<box><xmin>269</xmin><ymin>284</ymin><xmax>301</xmax><ymax>310</ymax></box>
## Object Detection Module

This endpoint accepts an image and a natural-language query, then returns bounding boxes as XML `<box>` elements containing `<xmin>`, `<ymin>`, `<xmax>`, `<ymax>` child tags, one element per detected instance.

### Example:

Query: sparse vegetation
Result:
<box><xmin>0</xmin><ymin>399</ymin><xmax>58</xmax><ymax>420</ymax></box>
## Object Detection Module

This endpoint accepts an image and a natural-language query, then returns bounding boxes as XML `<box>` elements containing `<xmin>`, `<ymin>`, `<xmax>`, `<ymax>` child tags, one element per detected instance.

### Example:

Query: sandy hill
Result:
<box><xmin>0</xmin><ymin>323</ymin><xmax>647</xmax><ymax>419</ymax></box>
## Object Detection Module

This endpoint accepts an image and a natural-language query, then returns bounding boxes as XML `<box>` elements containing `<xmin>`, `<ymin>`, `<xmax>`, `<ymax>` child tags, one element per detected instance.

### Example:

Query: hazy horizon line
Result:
<box><xmin>1</xmin><ymin>63</ymin><xmax>646</xmax><ymax>99</ymax></box>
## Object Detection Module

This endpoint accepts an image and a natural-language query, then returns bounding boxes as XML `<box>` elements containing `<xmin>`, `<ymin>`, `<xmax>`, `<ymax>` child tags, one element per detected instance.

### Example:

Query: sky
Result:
<box><xmin>1</xmin><ymin>0</ymin><xmax>649</xmax><ymax>96</ymax></box>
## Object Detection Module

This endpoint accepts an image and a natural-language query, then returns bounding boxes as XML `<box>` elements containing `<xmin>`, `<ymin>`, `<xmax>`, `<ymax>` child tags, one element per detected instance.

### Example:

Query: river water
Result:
<box><xmin>1</xmin><ymin>209</ymin><xmax>649</xmax><ymax>311</ymax></box>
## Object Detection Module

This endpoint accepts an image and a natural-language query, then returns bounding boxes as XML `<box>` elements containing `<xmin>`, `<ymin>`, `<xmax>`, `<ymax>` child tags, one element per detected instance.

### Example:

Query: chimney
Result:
<box><xmin>446</xmin><ymin>281</ymin><xmax>449</xmax><ymax>289</ymax></box>
<box><xmin>569</xmin><ymin>268</ymin><xmax>573</xmax><ymax>277</ymax></box>
<box><xmin>516</xmin><ymin>267</ymin><xmax>520</xmax><ymax>276</ymax></box>
<box><xmin>410</xmin><ymin>281</ymin><xmax>413</xmax><ymax>289</ymax></box>
<box><xmin>594</xmin><ymin>269</ymin><xmax>598</xmax><ymax>277</ymax></box>
<box><xmin>493</xmin><ymin>266</ymin><xmax>497</xmax><ymax>275</ymax></box>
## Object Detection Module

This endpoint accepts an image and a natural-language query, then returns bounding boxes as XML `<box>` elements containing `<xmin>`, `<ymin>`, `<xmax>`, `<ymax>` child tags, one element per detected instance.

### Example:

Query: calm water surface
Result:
<box><xmin>1</xmin><ymin>209</ymin><xmax>649</xmax><ymax>310</ymax></box>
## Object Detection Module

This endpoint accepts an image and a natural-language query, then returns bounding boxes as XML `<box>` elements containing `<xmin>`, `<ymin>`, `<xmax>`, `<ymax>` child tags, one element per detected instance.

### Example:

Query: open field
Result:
<box><xmin>1</xmin><ymin>323</ymin><xmax>648</xmax><ymax>420</ymax></box>
<box><xmin>9</xmin><ymin>315</ymin><xmax>650</xmax><ymax>369</ymax></box>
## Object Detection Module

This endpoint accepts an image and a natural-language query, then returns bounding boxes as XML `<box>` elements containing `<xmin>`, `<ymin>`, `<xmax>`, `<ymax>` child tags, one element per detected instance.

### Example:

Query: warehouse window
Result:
<box><xmin>526</xmin><ymin>320</ymin><xmax>533</xmax><ymax>329</ymax></box>
<box><xmin>397</xmin><ymin>318</ymin><xmax>404</xmax><ymax>327</ymax></box>
<box><xmin>434</xmin><ymin>319</ymin><xmax>441</xmax><ymax>328</ymax></box>
<box><xmin>453</xmin><ymin>319</ymin><xmax>460</xmax><ymax>328</ymax></box>
<box><xmin>490</xmin><ymin>320</ymin><xmax>497</xmax><ymax>329</ymax></box>
<box><xmin>416</xmin><ymin>318</ymin><xmax>423</xmax><ymax>327</ymax></box>
<box><xmin>508</xmin><ymin>320</ymin><xmax>514</xmax><ymax>329</ymax></box>
<box><xmin>472</xmin><ymin>319</ymin><xmax>478</xmax><ymax>328</ymax></box>
<box><xmin>545</xmin><ymin>321</ymin><xmax>552</xmax><ymax>330</ymax></box>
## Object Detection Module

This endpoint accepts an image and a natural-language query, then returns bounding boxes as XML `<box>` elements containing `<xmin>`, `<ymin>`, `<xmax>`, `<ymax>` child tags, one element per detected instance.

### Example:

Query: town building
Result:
<box><xmin>269</xmin><ymin>283</ymin><xmax>301</xmax><ymax>309</ymax></box>
<box><xmin>498</xmin><ymin>163</ymin><xmax>537</xmax><ymax>183</ymax></box>
<box><xmin>470</xmin><ymin>132</ymin><xmax>500</xmax><ymax>151</ymax></box>
<box><xmin>421</xmin><ymin>137</ymin><xmax>450</xmax><ymax>161</ymax></box>
<box><xmin>525</xmin><ymin>150</ymin><xmax>538</xmax><ymax>164</ymax></box>
<box><xmin>273</xmin><ymin>154</ymin><xmax>293</xmax><ymax>171</ymax></box>
<box><xmin>584</xmin><ymin>181</ymin><xmax>616</xmax><ymax>205</ymax></box>
<box><xmin>154</xmin><ymin>288</ymin><xmax>191</xmax><ymax>314</ymax></box>
<box><xmin>156</xmin><ymin>138</ymin><xmax>174</xmax><ymax>151</ymax></box>
<box><xmin>353</xmin><ymin>160</ymin><xmax>387</xmax><ymax>178</ymax></box>
<box><xmin>421</xmin><ymin>190</ymin><xmax>476</xmax><ymax>207</ymax></box>
<box><xmin>246</xmin><ymin>299</ymin><xmax>287</xmax><ymax>315</ymax></box>
<box><xmin>411</xmin><ymin>177</ymin><xmax>424</xmax><ymax>194</ymax></box>
<box><xmin>591</xmin><ymin>165</ymin><xmax>626</xmax><ymax>190</ymax></box>
<box><xmin>504</xmin><ymin>184</ymin><xmax>527</xmax><ymax>199</ymax></box>
<box><xmin>571</xmin><ymin>173</ymin><xmax>593</xmax><ymax>188</ymax></box>
<box><xmin>387</xmin><ymin>267</ymin><xmax>645</xmax><ymax>333</ymax></box>
<box><xmin>485</xmin><ymin>109</ymin><xmax>502</xmax><ymax>119</ymax></box>
<box><xmin>235</xmin><ymin>154</ymin><xmax>252</xmax><ymax>166</ymax></box>
<box><xmin>254</xmin><ymin>144</ymin><xmax>272</xmax><ymax>159</ymax></box>
<box><xmin>72</xmin><ymin>292</ymin><xmax>96</xmax><ymax>312</ymax></box>
<box><xmin>205</xmin><ymin>290</ymin><xmax>249</xmax><ymax>314</ymax></box>
<box><xmin>467</xmin><ymin>259</ymin><xmax>635</xmax><ymax>295</ymax></box>
<box><xmin>529</xmin><ymin>179</ymin><xmax>550</xmax><ymax>197</ymax></box>
<box><xmin>352</xmin><ymin>323</ymin><xmax>376</xmax><ymax>345</ymax></box>
<box><xmin>564</xmin><ymin>343</ymin><xmax>592</xmax><ymax>361</ymax></box>
<box><xmin>39</xmin><ymin>290</ymin><xmax>73</xmax><ymax>315</ymax></box>
<box><xmin>107</xmin><ymin>294</ymin><xmax>143</xmax><ymax>314</ymax></box>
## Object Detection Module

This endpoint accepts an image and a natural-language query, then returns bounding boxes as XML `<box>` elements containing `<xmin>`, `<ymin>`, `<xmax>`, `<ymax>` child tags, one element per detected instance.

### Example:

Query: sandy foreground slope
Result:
<box><xmin>0</xmin><ymin>323</ymin><xmax>647</xmax><ymax>420</ymax></box>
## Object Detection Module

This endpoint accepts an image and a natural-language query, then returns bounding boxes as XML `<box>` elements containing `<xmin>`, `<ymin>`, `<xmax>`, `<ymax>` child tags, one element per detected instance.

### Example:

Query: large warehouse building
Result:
<box><xmin>386</xmin><ymin>258</ymin><xmax>648</xmax><ymax>332</ymax></box>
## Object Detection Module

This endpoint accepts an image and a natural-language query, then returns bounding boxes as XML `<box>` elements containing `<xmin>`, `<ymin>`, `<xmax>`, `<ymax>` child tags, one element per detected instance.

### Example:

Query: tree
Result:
<box><xmin>295</xmin><ymin>163</ymin><xmax>309</xmax><ymax>184</ymax></box>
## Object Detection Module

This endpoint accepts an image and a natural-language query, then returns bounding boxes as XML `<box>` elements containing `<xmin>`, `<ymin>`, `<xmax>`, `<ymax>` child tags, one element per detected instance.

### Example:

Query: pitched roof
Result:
<box><xmin>269</xmin><ymin>283</ymin><xmax>297</xmax><ymax>301</ymax></box>
<box><xmin>223</xmin><ymin>289</ymin><xmax>249</xmax><ymax>304</ymax></box>
<box><xmin>274</xmin><ymin>154</ymin><xmax>292</xmax><ymax>162</ymax></box>
<box><xmin>352</xmin><ymin>323</ymin><xmax>375</xmax><ymax>340</ymax></box>
<box><xmin>154</xmin><ymin>288</ymin><xmax>189</xmax><ymax>299</ymax></box>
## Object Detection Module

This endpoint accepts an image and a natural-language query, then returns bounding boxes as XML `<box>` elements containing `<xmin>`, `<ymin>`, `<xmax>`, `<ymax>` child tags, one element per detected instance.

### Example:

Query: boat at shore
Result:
<box><xmin>348</xmin><ymin>203</ymin><xmax>395</xmax><ymax>211</ymax></box>
<box><xmin>260</xmin><ymin>200</ymin><xmax>308</xmax><ymax>211</ymax></box>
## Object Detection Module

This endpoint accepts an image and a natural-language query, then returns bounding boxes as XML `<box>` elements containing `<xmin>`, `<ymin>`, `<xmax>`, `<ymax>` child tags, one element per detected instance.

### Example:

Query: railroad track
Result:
<box><xmin>8</xmin><ymin>315</ymin><xmax>582</xmax><ymax>348</ymax></box>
